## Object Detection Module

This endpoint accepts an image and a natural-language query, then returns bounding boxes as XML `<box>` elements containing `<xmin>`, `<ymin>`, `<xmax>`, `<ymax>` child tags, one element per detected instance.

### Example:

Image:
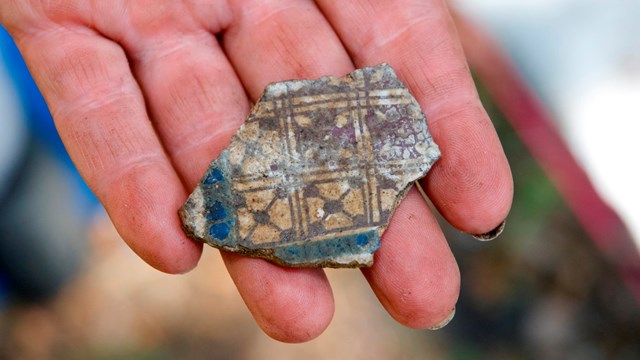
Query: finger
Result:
<box><xmin>221</xmin><ymin>0</ymin><xmax>353</xmax><ymax>341</ymax></box>
<box><xmin>223</xmin><ymin>0</ymin><xmax>353</xmax><ymax>99</ymax></box>
<box><xmin>223</xmin><ymin>0</ymin><xmax>459</xmax><ymax>329</ymax></box>
<box><xmin>315</xmin><ymin>0</ymin><xmax>513</xmax><ymax>235</ymax></box>
<box><xmin>223</xmin><ymin>253</ymin><xmax>334</xmax><ymax>343</ymax></box>
<box><xmin>362</xmin><ymin>188</ymin><xmax>459</xmax><ymax>328</ymax></box>
<box><xmin>9</xmin><ymin>26</ymin><xmax>201</xmax><ymax>274</ymax></box>
<box><xmin>104</xmin><ymin>3</ymin><xmax>333</xmax><ymax>343</ymax></box>
<box><xmin>112</xmin><ymin>5</ymin><xmax>247</xmax><ymax>188</ymax></box>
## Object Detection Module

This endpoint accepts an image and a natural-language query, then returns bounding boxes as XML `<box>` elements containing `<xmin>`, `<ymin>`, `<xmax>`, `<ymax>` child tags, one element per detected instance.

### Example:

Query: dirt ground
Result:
<box><xmin>1</xmin><ymin>213</ymin><xmax>450</xmax><ymax>360</ymax></box>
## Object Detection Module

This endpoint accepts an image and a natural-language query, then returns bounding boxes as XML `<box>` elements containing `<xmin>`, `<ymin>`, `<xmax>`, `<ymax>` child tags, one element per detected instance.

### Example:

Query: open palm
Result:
<box><xmin>0</xmin><ymin>0</ymin><xmax>512</xmax><ymax>342</ymax></box>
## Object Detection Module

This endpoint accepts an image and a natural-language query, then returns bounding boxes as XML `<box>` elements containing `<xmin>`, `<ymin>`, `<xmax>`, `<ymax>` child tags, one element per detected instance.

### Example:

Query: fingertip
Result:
<box><xmin>222</xmin><ymin>254</ymin><xmax>334</xmax><ymax>343</ymax></box>
<box><xmin>393</xmin><ymin>261</ymin><xmax>460</xmax><ymax>330</ymax></box>
<box><xmin>116</xmin><ymin>209</ymin><xmax>204</xmax><ymax>275</ymax></box>
<box><xmin>257</xmin><ymin>281</ymin><xmax>334</xmax><ymax>343</ymax></box>
<box><xmin>423</xmin><ymin>105</ymin><xmax>514</xmax><ymax>235</ymax></box>
<box><xmin>137</xmin><ymin>235</ymin><xmax>203</xmax><ymax>275</ymax></box>
<box><xmin>259</xmin><ymin>291</ymin><xmax>334</xmax><ymax>343</ymax></box>
<box><xmin>101</xmin><ymin>161</ymin><xmax>203</xmax><ymax>274</ymax></box>
<box><xmin>375</xmin><ymin>247</ymin><xmax>460</xmax><ymax>330</ymax></box>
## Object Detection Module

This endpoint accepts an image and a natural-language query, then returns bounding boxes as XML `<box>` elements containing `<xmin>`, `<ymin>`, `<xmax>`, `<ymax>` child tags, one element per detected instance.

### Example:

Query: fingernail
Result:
<box><xmin>472</xmin><ymin>220</ymin><xmax>506</xmax><ymax>241</ymax></box>
<box><xmin>429</xmin><ymin>307</ymin><xmax>456</xmax><ymax>330</ymax></box>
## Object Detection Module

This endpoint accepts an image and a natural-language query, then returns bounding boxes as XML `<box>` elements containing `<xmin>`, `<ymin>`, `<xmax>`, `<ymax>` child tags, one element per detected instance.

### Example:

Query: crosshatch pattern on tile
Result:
<box><xmin>224</xmin><ymin>68</ymin><xmax>436</xmax><ymax>248</ymax></box>
<box><xmin>179</xmin><ymin>64</ymin><xmax>440</xmax><ymax>266</ymax></box>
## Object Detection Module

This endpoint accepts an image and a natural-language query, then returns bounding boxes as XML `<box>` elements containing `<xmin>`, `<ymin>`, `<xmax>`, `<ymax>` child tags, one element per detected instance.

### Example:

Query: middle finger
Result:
<box><xmin>223</xmin><ymin>0</ymin><xmax>459</xmax><ymax>329</ymax></box>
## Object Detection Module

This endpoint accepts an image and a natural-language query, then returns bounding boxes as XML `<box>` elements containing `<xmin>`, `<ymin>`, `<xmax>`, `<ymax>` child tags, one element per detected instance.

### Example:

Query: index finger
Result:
<box><xmin>315</xmin><ymin>0</ymin><xmax>513</xmax><ymax>235</ymax></box>
<box><xmin>6</xmin><ymin>26</ymin><xmax>202</xmax><ymax>273</ymax></box>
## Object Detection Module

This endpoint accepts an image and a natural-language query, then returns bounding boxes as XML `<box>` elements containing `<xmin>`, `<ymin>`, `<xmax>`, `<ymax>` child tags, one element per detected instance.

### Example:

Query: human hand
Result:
<box><xmin>0</xmin><ymin>0</ymin><xmax>512</xmax><ymax>342</ymax></box>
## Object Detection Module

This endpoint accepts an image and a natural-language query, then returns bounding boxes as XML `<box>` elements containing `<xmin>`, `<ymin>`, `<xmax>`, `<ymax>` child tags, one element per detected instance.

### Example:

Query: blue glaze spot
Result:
<box><xmin>273</xmin><ymin>230</ymin><xmax>379</xmax><ymax>264</ymax></box>
<box><xmin>356</xmin><ymin>234</ymin><xmax>368</xmax><ymax>246</ymax></box>
<box><xmin>203</xmin><ymin>167</ymin><xmax>224</xmax><ymax>185</ymax></box>
<box><xmin>209</xmin><ymin>223</ymin><xmax>230</xmax><ymax>240</ymax></box>
<box><xmin>206</xmin><ymin>201</ymin><xmax>227</xmax><ymax>221</ymax></box>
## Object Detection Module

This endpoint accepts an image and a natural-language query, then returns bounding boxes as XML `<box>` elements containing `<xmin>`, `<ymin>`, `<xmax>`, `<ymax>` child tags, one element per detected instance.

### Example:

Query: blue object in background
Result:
<box><xmin>0</xmin><ymin>25</ymin><xmax>96</xmax><ymax>302</ymax></box>
<box><xmin>0</xmin><ymin>25</ymin><xmax>98</xmax><ymax>212</ymax></box>
<box><xmin>0</xmin><ymin>275</ymin><xmax>8</xmax><ymax>308</ymax></box>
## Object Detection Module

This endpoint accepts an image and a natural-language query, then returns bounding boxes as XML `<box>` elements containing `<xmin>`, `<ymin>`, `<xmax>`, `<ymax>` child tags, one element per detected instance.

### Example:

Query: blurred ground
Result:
<box><xmin>0</xmin><ymin>210</ymin><xmax>447</xmax><ymax>360</ymax></box>
<box><xmin>1</xmin><ymin>78</ymin><xmax>639</xmax><ymax>359</ymax></box>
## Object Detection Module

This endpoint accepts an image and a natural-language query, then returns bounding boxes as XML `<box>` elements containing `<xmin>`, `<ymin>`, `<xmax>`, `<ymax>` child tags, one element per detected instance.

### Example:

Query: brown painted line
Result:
<box><xmin>282</xmin><ymin>86</ymin><xmax>295</xmax><ymax>177</ymax></box>
<box><xmin>245</xmin><ymin>98</ymin><xmax>413</xmax><ymax>119</ymax></box>
<box><xmin>376</xmin><ymin>183</ymin><xmax>383</xmax><ymax>224</ymax></box>
<box><xmin>290</xmin><ymin>189</ymin><xmax>301</xmax><ymax>237</ymax></box>
<box><xmin>291</xmin><ymin>98</ymin><xmax>411</xmax><ymax>116</ymax></box>
<box><xmin>232</xmin><ymin>163</ymin><xmax>424</xmax><ymax>191</ymax></box>
<box><xmin>244</xmin><ymin>220</ymin><xmax>259</xmax><ymax>243</ymax></box>
<box><xmin>258</xmin><ymin>224</ymin><xmax>381</xmax><ymax>247</ymax></box>
<box><xmin>300</xmin><ymin>169</ymin><xmax>363</xmax><ymax>184</ymax></box>
<box><xmin>301</xmin><ymin>184</ymin><xmax>313</xmax><ymax>234</ymax></box>
<box><xmin>287</xmin><ymin>192</ymin><xmax>299</xmax><ymax>238</ymax></box>
<box><xmin>285</xmin><ymin>89</ymin><xmax>308</xmax><ymax>240</ymax></box>
<box><xmin>295</xmin><ymin>187</ymin><xmax>307</xmax><ymax>236</ymax></box>
<box><xmin>232</xmin><ymin>179</ymin><xmax>277</xmax><ymax>192</ymax></box>
<box><xmin>232</xmin><ymin>146</ymin><xmax>430</xmax><ymax>183</ymax></box>
<box><xmin>231</xmin><ymin>154</ymin><xmax>428</xmax><ymax>187</ymax></box>
<box><xmin>232</xmin><ymin>177</ymin><xmax>281</xmax><ymax>192</ymax></box>
<box><xmin>360</xmin><ymin>72</ymin><xmax>377</xmax><ymax>223</ymax></box>
<box><xmin>246</xmin><ymin>90</ymin><xmax>412</xmax><ymax>122</ymax></box>
<box><xmin>233</xmin><ymin>165</ymin><xmax>363</xmax><ymax>183</ymax></box>
<box><xmin>290</xmin><ymin>91</ymin><xmax>357</xmax><ymax>105</ymax></box>
<box><xmin>288</xmin><ymin>90</ymin><xmax>407</xmax><ymax>106</ymax></box>
<box><xmin>350</xmin><ymin>76</ymin><xmax>371</xmax><ymax>225</ymax></box>
<box><xmin>359</xmin><ymin>185</ymin><xmax>369</xmax><ymax>224</ymax></box>
<box><xmin>284</xmin><ymin>84</ymin><xmax>301</xmax><ymax>162</ymax></box>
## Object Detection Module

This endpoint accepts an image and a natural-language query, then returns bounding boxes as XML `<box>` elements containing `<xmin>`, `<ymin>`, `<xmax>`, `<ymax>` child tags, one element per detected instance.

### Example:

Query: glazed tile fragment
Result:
<box><xmin>179</xmin><ymin>64</ymin><xmax>440</xmax><ymax>267</ymax></box>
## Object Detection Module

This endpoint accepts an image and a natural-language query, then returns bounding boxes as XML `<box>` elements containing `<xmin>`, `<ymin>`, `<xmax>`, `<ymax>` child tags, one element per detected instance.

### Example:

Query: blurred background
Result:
<box><xmin>1</xmin><ymin>1</ymin><xmax>639</xmax><ymax>359</ymax></box>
